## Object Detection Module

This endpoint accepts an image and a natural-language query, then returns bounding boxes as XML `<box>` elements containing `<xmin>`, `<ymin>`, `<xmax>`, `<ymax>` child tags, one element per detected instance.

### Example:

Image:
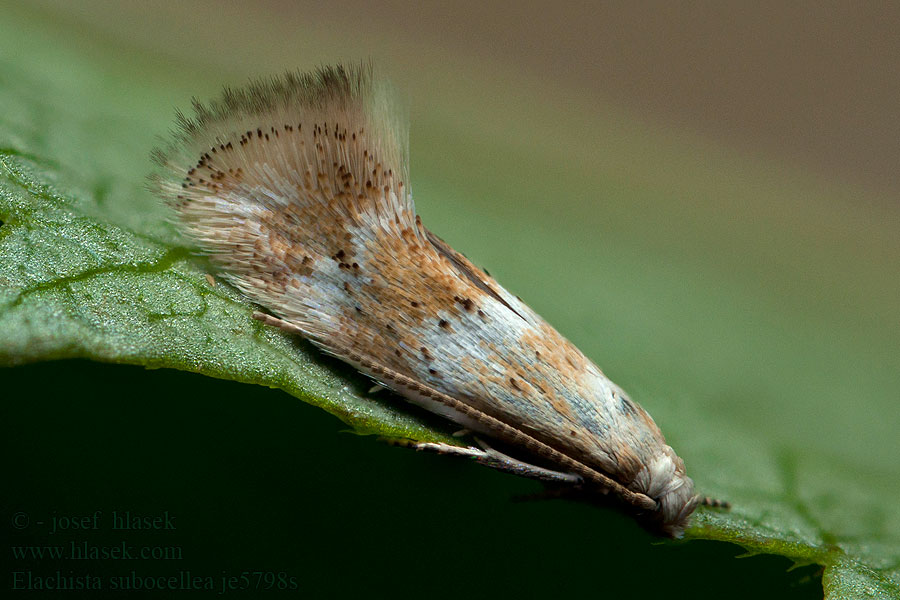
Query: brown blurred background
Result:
<box><xmin>38</xmin><ymin>1</ymin><xmax>900</xmax><ymax>201</ymax></box>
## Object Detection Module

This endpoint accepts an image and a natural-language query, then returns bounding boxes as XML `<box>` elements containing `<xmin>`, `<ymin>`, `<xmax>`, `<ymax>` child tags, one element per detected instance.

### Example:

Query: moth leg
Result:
<box><xmin>473</xmin><ymin>438</ymin><xmax>584</xmax><ymax>484</ymax></box>
<box><xmin>406</xmin><ymin>441</ymin><xmax>485</xmax><ymax>459</ymax></box>
<box><xmin>252</xmin><ymin>311</ymin><xmax>305</xmax><ymax>335</ymax></box>
<box><xmin>408</xmin><ymin>439</ymin><xmax>582</xmax><ymax>485</ymax></box>
<box><xmin>700</xmin><ymin>496</ymin><xmax>731</xmax><ymax>509</ymax></box>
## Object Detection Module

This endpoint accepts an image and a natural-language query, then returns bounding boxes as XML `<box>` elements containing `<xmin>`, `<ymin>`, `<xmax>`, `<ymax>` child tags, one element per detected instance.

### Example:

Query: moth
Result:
<box><xmin>151</xmin><ymin>64</ymin><xmax>725</xmax><ymax>537</ymax></box>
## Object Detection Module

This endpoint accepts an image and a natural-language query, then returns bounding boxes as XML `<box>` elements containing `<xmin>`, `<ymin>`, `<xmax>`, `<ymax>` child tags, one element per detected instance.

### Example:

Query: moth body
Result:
<box><xmin>152</xmin><ymin>65</ymin><xmax>707</xmax><ymax>537</ymax></box>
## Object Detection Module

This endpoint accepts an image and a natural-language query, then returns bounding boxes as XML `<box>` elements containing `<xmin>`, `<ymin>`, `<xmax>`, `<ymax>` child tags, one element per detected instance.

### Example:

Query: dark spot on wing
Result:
<box><xmin>425</xmin><ymin>228</ymin><xmax>525</xmax><ymax>321</ymax></box>
<box><xmin>617</xmin><ymin>393</ymin><xmax>638</xmax><ymax>417</ymax></box>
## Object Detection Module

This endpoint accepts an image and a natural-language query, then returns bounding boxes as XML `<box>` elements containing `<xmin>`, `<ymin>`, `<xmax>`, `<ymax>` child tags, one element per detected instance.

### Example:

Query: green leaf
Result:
<box><xmin>0</xmin><ymin>34</ymin><xmax>456</xmax><ymax>448</ymax></box>
<box><xmin>2</xmin><ymin>5</ymin><xmax>898</xmax><ymax>598</ymax></box>
<box><xmin>0</xmin><ymin>148</ymin><xmax>458</xmax><ymax>448</ymax></box>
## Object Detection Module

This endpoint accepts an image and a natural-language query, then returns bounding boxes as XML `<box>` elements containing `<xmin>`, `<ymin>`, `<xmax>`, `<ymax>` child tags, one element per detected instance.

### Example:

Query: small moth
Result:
<box><xmin>151</xmin><ymin>64</ymin><xmax>725</xmax><ymax>537</ymax></box>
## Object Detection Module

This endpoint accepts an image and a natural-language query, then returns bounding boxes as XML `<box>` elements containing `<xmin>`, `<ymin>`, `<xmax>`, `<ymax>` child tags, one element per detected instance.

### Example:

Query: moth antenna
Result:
<box><xmin>700</xmin><ymin>496</ymin><xmax>731</xmax><ymax>509</ymax></box>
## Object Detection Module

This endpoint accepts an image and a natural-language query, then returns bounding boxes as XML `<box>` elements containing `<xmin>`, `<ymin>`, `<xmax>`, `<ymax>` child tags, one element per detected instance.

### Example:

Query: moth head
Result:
<box><xmin>632</xmin><ymin>449</ymin><xmax>699</xmax><ymax>538</ymax></box>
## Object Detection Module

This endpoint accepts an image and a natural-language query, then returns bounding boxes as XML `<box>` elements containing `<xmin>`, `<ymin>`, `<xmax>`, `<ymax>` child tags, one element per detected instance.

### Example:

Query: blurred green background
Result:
<box><xmin>2</xmin><ymin>2</ymin><xmax>898</xmax><ymax>598</ymax></box>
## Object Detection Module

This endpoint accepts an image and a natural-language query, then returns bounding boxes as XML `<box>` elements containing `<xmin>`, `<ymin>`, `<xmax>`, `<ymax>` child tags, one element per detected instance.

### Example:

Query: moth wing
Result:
<box><xmin>151</xmin><ymin>64</ymin><xmax>419</xmax><ymax>326</ymax></box>
<box><xmin>151</xmin><ymin>64</ymin><xmax>697</xmax><ymax>536</ymax></box>
<box><xmin>150</xmin><ymin>62</ymin><xmax>656</xmax><ymax>490</ymax></box>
